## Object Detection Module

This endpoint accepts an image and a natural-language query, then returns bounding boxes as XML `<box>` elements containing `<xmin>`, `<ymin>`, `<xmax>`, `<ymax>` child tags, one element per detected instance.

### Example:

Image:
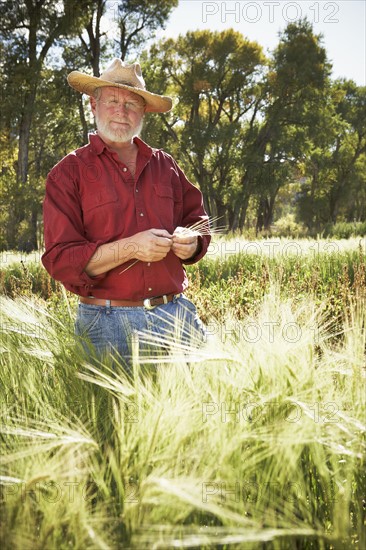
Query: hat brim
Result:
<box><xmin>67</xmin><ymin>71</ymin><xmax>173</xmax><ymax>113</ymax></box>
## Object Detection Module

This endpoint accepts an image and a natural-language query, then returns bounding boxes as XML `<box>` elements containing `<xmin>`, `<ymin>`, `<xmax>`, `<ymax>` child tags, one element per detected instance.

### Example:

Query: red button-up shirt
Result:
<box><xmin>41</xmin><ymin>134</ymin><xmax>210</xmax><ymax>300</ymax></box>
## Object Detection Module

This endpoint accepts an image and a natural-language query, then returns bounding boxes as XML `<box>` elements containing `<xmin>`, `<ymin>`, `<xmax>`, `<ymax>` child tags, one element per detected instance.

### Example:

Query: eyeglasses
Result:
<box><xmin>98</xmin><ymin>98</ymin><xmax>145</xmax><ymax>112</ymax></box>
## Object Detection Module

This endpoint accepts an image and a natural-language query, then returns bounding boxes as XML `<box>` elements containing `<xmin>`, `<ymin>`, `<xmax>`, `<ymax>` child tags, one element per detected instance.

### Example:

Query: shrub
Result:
<box><xmin>325</xmin><ymin>221</ymin><xmax>366</xmax><ymax>239</ymax></box>
<box><xmin>272</xmin><ymin>214</ymin><xmax>308</xmax><ymax>238</ymax></box>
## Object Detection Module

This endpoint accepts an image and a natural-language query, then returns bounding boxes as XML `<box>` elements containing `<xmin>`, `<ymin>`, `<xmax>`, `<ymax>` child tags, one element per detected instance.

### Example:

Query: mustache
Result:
<box><xmin>110</xmin><ymin>117</ymin><xmax>130</xmax><ymax>123</ymax></box>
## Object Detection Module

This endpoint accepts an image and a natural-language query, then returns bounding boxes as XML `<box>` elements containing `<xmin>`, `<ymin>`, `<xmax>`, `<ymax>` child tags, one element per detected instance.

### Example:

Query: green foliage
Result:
<box><xmin>250</xmin><ymin>20</ymin><xmax>332</xmax><ymax>231</ymax></box>
<box><xmin>272</xmin><ymin>214</ymin><xmax>308</xmax><ymax>238</ymax></box>
<box><xmin>117</xmin><ymin>0</ymin><xmax>178</xmax><ymax>59</ymax></box>
<box><xmin>295</xmin><ymin>80</ymin><xmax>366</xmax><ymax>230</ymax></box>
<box><xmin>325</xmin><ymin>221</ymin><xmax>366</xmax><ymax>239</ymax></box>
<box><xmin>273</xmin><ymin>19</ymin><xmax>330</xmax><ymax>92</ymax></box>
<box><xmin>0</xmin><ymin>258</ymin><xmax>57</xmax><ymax>299</ymax></box>
<box><xmin>0</xmin><ymin>0</ymin><xmax>94</xmax><ymax>251</ymax></box>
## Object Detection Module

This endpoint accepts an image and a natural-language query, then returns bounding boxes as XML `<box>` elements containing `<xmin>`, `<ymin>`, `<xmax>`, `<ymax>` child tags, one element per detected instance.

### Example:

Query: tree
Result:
<box><xmin>78</xmin><ymin>0</ymin><xmax>107</xmax><ymax>77</ymax></box>
<box><xmin>0</xmin><ymin>0</ymin><xmax>90</xmax><ymax>249</ymax></box>
<box><xmin>247</xmin><ymin>19</ymin><xmax>332</xmax><ymax>231</ymax></box>
<box><xmin>116</xmin><ymin>0</ymin><xmax>178</xmax><ymax>60</ymax></box>
<box><xmin>143</xmin><ymin>22</ymin><xmax>333</xmax><ymax>232</ymax></box>
<box><xmin>297</xmin><ymin>80</ymin><xmax>366</xmax><ymax>229</ymax></box>
<box><xmin>142</xmin><ymin>29</ymin><xmax>265</xmax><ymax>228</ymax></box>
<box><xmin>326</xmin><ymin>81</ymin><xmax>366</xmax><ymax>223</ymax></box>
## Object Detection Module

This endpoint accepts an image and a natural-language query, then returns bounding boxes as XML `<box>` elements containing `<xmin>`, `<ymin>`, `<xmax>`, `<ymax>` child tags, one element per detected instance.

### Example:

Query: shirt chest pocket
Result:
<box><xmin>153</xmin><ymin>184</ymin><xmax>183</xmax><ymax>231</ymax></box>
<box><xmin>82</xmin><ymin>187</ymin><xmax>121</xmax><ymax>241</ymax></box>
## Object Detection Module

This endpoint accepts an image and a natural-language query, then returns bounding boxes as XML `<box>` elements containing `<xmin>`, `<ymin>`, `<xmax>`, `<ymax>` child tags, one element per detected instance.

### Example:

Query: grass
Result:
<box><xmin>0</xmin><ymin>238</ymin><xmax>365</xmax><ymax>548</ymax></box>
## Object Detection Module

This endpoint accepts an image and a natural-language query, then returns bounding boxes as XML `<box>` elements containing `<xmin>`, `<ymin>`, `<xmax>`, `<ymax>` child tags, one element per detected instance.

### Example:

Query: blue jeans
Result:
<box><xmin>75</xmin><ymin>294</ymin><xmax>206</xmax><ymax>371</ymax></box>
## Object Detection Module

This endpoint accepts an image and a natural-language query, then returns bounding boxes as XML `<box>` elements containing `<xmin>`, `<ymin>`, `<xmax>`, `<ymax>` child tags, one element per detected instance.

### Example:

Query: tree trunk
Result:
<box><xmin>26</xmin><ymin>207</ymin><xmax>39</xmax><ymax>252</ymax></box>
<box><xmin>215</xmin><ymin>198</ymin><xmax>228</xmax><ymax>229</ymax></box>
<box><xmin>231</xmin><ymin>194</ymin><xmax>250</xmax><ymax>231</ymax></box>
<box><xmin>7</xmin><ymin>85</ymin><xmax>38</xmax><ymax>250</ymax></box>
<box><xmin>257</xmin><ymin>195</ymin><xmax>276</xmax><ymax>232</ymax></box>
<box><xmin>264</xmin><ymin>194</ymin><xmax>276</xmax><ymax>230</ymax></box>
<box><xmin>78</xmin><ymin>96</ymin><xmax>90</xmax><ymax>144</ymax></box>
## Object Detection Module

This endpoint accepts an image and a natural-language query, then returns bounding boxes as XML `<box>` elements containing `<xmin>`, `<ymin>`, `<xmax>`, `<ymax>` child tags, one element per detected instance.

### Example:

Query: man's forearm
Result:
<box><xmin>84</xmin><ymin>237</ymin><xmax>138</xmax><ymax>277</ymax></box>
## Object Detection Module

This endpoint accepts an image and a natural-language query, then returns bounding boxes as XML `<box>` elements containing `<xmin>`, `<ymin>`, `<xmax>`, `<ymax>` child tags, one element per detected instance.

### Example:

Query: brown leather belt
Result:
<box><xmin>79</xmin><ymin>293</ymin><xmax>180</xmax><ymax>310</ymax></box>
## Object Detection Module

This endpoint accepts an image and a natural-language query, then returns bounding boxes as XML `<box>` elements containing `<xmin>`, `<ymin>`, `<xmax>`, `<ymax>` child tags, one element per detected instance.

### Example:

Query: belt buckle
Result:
<box><xmin>143</xmin><ymin>298</ymin><xmax>156</xmax><ymax>310</ymax></box>
<box><xmin>143</xmin><ymin>294</ymin><xmax>170</xmax><ymax>310</ymax></box>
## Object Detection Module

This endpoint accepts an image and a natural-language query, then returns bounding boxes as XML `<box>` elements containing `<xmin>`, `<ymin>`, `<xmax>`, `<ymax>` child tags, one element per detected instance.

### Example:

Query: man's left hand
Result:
<box><xmin>172</xmin><ymin>226</ymin><xmax>199</xmax><ymax>260</ymax></box>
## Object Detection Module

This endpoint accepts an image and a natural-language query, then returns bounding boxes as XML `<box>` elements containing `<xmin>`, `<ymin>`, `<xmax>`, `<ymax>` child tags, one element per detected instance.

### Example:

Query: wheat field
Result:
<box><xmin>0</xmin><ymin>238</ymin><xmax>365</xmax><ymax>549</ymax></box>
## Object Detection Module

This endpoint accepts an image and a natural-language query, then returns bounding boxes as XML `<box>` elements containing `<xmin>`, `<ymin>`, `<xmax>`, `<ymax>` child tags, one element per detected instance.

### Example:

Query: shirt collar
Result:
<box><xmin>89</xmin><ymin>132</ymin><xmax>152</xmax><ymax>161</ymax></box>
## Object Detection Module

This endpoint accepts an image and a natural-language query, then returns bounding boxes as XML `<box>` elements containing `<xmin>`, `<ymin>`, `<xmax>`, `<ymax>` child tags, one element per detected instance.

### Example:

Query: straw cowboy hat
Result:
<box><xmin>67</xmin><ymin>58</ymin><xmax>172</xmax><ymax>113</ymax></box>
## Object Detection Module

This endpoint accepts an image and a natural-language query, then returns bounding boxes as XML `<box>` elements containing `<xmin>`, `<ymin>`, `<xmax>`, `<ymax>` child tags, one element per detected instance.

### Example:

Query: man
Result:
<box><xmin>41</xmin><ymin>59</ymin><xmax>211</xmax><ymax>369</ymax></box>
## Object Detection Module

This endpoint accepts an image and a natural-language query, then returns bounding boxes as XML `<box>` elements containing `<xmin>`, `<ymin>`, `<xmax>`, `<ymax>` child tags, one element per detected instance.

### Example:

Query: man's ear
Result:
<box><xmin>90</xmin><ymin>96</ymin><xmax>96</xmax><ymax>116</ymax></box>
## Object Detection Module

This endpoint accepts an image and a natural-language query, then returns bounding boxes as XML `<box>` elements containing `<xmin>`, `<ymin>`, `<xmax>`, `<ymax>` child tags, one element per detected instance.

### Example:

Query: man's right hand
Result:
<box><xmin>134</xmin><ymin>228</ymin><xmax>173</xmax><ymax>262</ymax></box>
<box><xmin>84</xmin><ymin>228</ymin><xmax>173</xmax><ymax>277</ymax></box>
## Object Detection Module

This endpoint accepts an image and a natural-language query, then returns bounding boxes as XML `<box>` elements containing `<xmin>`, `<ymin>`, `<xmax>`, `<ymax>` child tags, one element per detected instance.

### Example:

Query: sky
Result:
<box><xmin>156</xmin><ymin>0</ymin><xmax>366</xmax><ymax>85</ymax></box>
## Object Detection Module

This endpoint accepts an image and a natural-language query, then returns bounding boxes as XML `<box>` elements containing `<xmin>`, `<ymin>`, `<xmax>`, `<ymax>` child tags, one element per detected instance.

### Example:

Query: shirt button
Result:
<box><xmin>122</xmin><ymin>167</ymin><xmax>127</xmax><ymax>172</ymax></box>
<box><xmin>135</xmin><ymin>188</ymin><xmax>139</xmax><ymax>192</ymax></box>
<box><xmin>148</xmin><ymin>287</ymin><xmax>152</xmax><ymax>292</ymax></box>
<box><xmin>140</xmin><ymin>212</ymin><xmax>144</xmax><ymax>217</ymax></box>
<box><xmin>147</xmin><ymin>262</ymin><xmax>151</xmax><ymax>267</ymax></box>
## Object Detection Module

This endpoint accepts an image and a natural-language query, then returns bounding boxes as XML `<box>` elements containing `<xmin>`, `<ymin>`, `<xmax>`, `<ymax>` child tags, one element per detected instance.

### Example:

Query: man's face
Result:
<box><xmin>90</xmin><ymin>87</ymin><xmax>146</xmax><ymax>144</ymax></box>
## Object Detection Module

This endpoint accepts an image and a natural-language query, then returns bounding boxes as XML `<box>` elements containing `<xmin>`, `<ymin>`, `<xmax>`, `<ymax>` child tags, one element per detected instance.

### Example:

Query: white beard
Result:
<box><xmin>95</xmin><ymin>115</ymin><xmax>143</xmax><ymax>143</ymax></box>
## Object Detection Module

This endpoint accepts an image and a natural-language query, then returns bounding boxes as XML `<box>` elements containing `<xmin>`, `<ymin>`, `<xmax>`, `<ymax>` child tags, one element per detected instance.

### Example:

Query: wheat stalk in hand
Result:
<box><xmin>118</xmin><ymin>216</ymin><xmax>225</xmax><ymax>275</ymax></box>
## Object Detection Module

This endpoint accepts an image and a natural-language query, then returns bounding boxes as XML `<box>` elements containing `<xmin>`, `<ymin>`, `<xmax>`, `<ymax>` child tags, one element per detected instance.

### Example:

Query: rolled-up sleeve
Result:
<box><xmin>41</xmin><ymin>163</ymin><xmax>106</xmax><ymax>291</ymax></box>
<box><xmin>173</xmin><ymin>160</ymin><xmax>211</xmax><ymax>265</ymax></box>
